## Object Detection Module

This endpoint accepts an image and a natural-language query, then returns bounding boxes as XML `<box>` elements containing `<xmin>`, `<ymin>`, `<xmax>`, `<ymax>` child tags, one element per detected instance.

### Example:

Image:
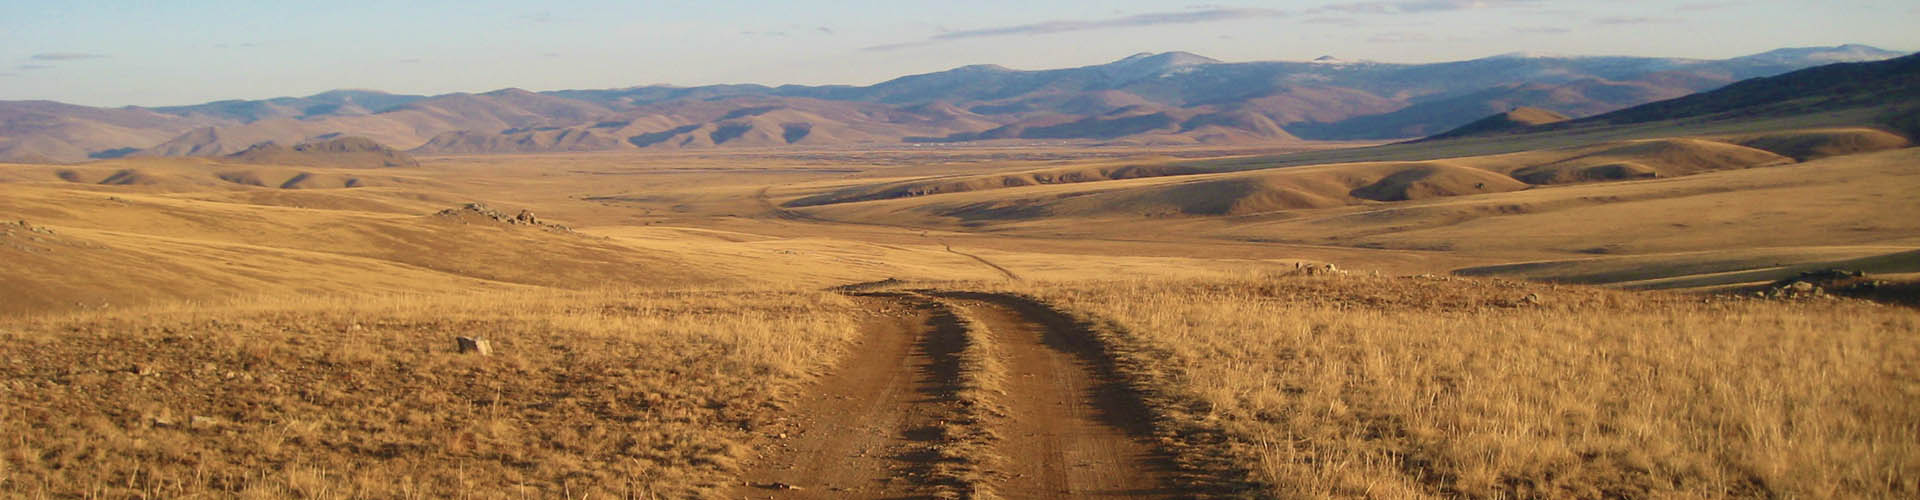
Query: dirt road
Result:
<box><xmin>942</xmin><ymin>242</ymin><xmax>1023</xmax><ymax>281</ymax></box>
<box><xmin>731</xmin><ymin>294</ymin><xmax>968</xmax><ymax>498</ymax></box>
<box><xmin>733</xmin><ymin>292</ymin><xmax>1181</xmax><ymax>499</ymax></box>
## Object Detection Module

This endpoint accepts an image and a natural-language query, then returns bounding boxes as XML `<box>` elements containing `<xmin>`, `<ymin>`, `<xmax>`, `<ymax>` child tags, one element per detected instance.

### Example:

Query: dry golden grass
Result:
<box><xmin>1006</xmin><ymin>273</ymin><xmax>1920</xmax><ymax>498</ymax></box>
<box><xmin>3</xmin><ymin>117</ymin><xmax>1915</xmax><ymax>499</ymax></box>
<box><xmin>0</xmin><ymin>288</ymin><xmax>860</xmax><ymax>498</ymax></box>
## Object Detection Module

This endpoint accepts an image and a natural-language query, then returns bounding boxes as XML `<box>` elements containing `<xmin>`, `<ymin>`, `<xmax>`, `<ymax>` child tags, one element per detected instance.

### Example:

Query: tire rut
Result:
<box><xmin>732</xmin><ymin>294</ymin><xmax>974</xmax><ymax>499</ymax></box>
<box><xmin>940</xmin><ymin>241</ymin><xmax>1022</xmax><ymax>281</ymax></box>
<box><xmin>937</xmin><ymin>292</ymin><xmax>1185</xmax><ymax>499</ymax></box>
<box><xmin>735</xmin><ymin>291</ymin><xmax>1191</xmax><ymax>499</ymax></box>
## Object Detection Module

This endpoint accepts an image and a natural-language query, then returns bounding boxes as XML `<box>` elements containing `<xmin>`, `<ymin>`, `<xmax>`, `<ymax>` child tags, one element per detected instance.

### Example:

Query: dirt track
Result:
<box><xmin>733</xmin><ymin>292</ymin><xmax>1180</xmax><ymax>499</ymax></box>
<box><xmin>942</xmin><ymin>242</ymin><xmax>1023</xmax><ymax>281</ymax></box>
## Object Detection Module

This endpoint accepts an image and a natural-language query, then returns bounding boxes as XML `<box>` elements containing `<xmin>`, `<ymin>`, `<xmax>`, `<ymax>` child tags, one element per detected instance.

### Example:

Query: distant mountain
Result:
<box><xmin>1422</xmin><ymin>52</ymin><xmax>1920</xmax><ymax>143</ymax></box>
<box><xmin>0</xmin><ymin>101</ymin><xmax>210</xmax><ymax>162</ymax></box>
<box><xmin>1565</xmin><ymin>52</ymin><xmax>1920</xmax><ymax>130</ymax></box>
<box><xmin>1287</xmin><ymin>76</ymin><xmax>1704</xmax><ymax>139</ymax></box>
<box><xmin>412</xmin><ymin>96</ymin><xmax>994</xmax><ymax>153</ymax></box>
<box><xmin>153</xmin><ymin>90</ymin><xmax>427</xmax><ymax>122</ymax></box>
<box><xmin>225</xmin><ymin>136</ymin><xmax>419</xmax><ymax>168</ymax></box>
<box><xmin>0</xmin><ymin>45</ymin><xmax>1907</xmax><ymax>162</ymax></box>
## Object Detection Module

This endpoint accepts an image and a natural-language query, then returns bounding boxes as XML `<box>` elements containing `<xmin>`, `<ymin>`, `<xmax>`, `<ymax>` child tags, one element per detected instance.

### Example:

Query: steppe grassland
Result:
<box><xmin>1013</xmin><ymin>274</ymin><xmax>1919</xmax><ymax>498</ymax></box>
<box><xmin>0</xmin><ymin>288</ymin><xmax>860</xmax><ymax>499</ymax></box>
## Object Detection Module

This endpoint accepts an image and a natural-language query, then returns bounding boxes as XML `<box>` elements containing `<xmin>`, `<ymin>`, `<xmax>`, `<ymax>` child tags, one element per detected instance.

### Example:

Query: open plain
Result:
<box><xmin>6</xmin><ymin>99</ymin><xmax>1918</xmax><ymax>498</ymax></box>
<box><xmin>2</xmin><ymin>18</ymin><xmax>1919</xmax><ymax>498</ymax></box>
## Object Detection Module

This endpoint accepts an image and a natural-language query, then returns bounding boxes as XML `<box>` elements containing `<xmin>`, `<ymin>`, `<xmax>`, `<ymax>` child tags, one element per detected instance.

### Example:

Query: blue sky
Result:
<box><xmin>3</xmin><ymin>0</ymin><xmax>1916</xmax><ymax>107</ymax></box>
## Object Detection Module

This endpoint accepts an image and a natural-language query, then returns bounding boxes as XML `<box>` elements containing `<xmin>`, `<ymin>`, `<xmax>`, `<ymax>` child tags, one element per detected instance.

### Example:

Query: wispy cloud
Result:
<box><xmin>1368</xmin><ymin>32</ymin><xmax>1433</xmax><ymax>43</ymax></box>
<box><xmin>1513</xmin><ymin>26</ymin><xmax>1570</xmax><ymax>34</ymax></box>
<box><xmin>864</xmin><ymin>7</ymin><xmax>1287</xmax><ymax>51</ymax></box>
<box><xmin>1302</xmin><ymin>16</ymin><xmax>1361</xmax><ymax>25</ymax></box>
<box><xmin>1321</xmin><ymin>0</ymin><xmax>1538</xmax><ymax>14</ymax></box>
<box><xmin>864</xmin><ymin>1</ymin><xmax>1543</xmax><ymax>51</ymax></box>
<box><xmin>1593</xmin><ymin>16</ymin><xmax>1679</xmax><ymax>25</ymax></box>
<box><xmin>1675</xmin><ymin>2</ymin><xmax>1739</xmax><ymax>11</ymax></box>
<box><xmin>934</xmin><ymin>8</ymin><xmax>1286</xmax><ymax>40</ymax></box>
<box><xmin>31</xmin><ymin>52</ymin><xmax>108</xmax><ymax>61</ymax></box>
<box><xmin>18</xmin><ymin>64</ymin><xmax>54</xmax><ymax>70</ymax></box>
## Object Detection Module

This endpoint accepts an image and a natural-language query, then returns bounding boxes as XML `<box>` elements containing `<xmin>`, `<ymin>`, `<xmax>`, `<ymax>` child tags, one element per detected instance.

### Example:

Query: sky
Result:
<box><xmin>2</xmin><ymin>0</ymin><xmax>1916</xmax><ymax>107</ymax></box>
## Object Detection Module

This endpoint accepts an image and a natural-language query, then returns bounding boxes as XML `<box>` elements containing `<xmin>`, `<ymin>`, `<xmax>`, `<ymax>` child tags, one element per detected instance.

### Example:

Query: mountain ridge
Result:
<box><xmin>1</xmin><ymin>45</ymin><xmax>1907</xmax><ymax>162</ymax></box>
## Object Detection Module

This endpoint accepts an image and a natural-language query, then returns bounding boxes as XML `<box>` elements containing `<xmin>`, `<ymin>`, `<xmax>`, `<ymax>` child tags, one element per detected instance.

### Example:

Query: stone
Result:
<box><xmin>1519</xmin><ymin>293</ymin><xmax>1544</xmax><ymax>306</ymax></box>
<box><xmin>456</xmin><ymin>336</ymin><xmax>493</xmax><ymax>356</ymax></box>
<box><xmin>1298</xmin><ymin>262</ymin><xmax>1343</xmax><ymax>276</ymax></box>
<box><xmin>190</xmin><ymin>416</ymin><xmax>220</xmax><ymax>429</ymax></box>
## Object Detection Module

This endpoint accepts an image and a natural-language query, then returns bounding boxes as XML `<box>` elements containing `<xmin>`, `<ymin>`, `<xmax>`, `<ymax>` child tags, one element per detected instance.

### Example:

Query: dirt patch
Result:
<box><xmin>731</xmin><ymin>294</ymin><xmax>974</xmax><ymax>498</ymax></box>
<box><xmin>942</xmin><ymin>295</ymin><xmax>1186</xmax><ymax>498</ymax></box>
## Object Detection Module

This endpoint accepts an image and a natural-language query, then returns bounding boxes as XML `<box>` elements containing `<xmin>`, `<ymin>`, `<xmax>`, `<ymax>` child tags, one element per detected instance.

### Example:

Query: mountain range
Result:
<box><xmin>0</xmin><ymin>44</ymin><xmax>1907</xmax><ymax>163</ymax></box>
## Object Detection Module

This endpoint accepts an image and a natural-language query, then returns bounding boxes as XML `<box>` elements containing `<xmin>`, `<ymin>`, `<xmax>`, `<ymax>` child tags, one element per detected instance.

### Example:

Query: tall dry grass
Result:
<box><xmin>0</xmin><ymin>288</ymin><xmax>860</xmax><ymax>499</ymax></box>
<box><xmin>1015</xmin><ymin>273</ymin><xmax>1919</xmax><ymax>498</ymax></box>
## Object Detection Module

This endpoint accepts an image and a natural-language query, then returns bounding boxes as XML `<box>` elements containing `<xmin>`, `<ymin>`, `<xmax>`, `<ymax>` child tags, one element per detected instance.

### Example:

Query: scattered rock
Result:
<box><xmin>1296</xmin><ymin>262</ymin><xmax>1345</xmax><ymax>276</ymax></box>
<box><xmin>1760</xmin><ymin>268</ymin><xmax>1873</xmax><ymax>300</ymax></box>
<box><xmin>3</xmin><ymin>220</ymin><xmax>55</xmax><ymax>235</ymax></box>
<box><xmin>1519</xmin><ymin>293</ymin><xmax>1544</xmax><ymax>306</ymax></box>
<box><xmin>434</xmin><ymin>203</ymin><xmax>572</xmax><ymax>231</ymax></box>
<box><xmin>131</xmin><ymin>363</ymin><xmax>156</xmax><ymax>376</ymax></box>
<box><xmin>1760</xmin><ymin>280</ymin><xmax>1828</xmax><ymax>299</ymax></box>
<box><xmin>456</xmin><ymin>336</ymin><xmax>493</xmax><ymax>356</ymax></box>
<box><xmin>189</xmin><ymin>416</ymin><xmax>220</xmax><ymax>429</ymax></box>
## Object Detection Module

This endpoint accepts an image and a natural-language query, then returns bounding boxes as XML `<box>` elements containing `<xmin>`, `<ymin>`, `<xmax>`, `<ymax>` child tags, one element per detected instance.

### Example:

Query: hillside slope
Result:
<box><xmin>1425</xmin><ymin>107</ymin><xmax>1571</xmax><ymax>141</ymax></box>
<box><xmin>225</xmin><ymin>136</ymin><xmax>420</xmax><ymax>168</ymax></box>
<box><xmin>1561</xmin><ymin>52</ymin><xmax>1920</xmax><ymax>136</ymax></box>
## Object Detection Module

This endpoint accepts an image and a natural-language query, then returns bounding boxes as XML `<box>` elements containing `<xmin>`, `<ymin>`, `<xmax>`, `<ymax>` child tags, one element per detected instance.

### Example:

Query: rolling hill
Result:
<box><xmin>1423</xmin><ymin>107</ymin><xmax>1569</xmax><ymax>141</ymax></box>
<box><xmin>224</xmin><ymin>136</ymin><xmax>420</xmax><ymax>168</ymax></box>
<box><xmin>776</xmin><ymin>52</ymin><xmax>1920</xmax><ymax>231</ymax></box>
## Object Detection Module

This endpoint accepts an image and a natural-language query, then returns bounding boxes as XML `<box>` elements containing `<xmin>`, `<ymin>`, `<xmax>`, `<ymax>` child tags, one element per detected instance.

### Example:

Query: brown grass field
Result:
<box><xmin>999</xmin><ymin>274</ymin><xmax>1918</xmax><ymax>498</ymax></box>
<box><xmin>1</xmin><ymin>289</ymin><xmax>862</xmax><ymax>498</ymax></box>
<box><xmin>2</xmin><ymin>116</ymin><xmax>1918</xmax><ymax>498</ymax></box>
